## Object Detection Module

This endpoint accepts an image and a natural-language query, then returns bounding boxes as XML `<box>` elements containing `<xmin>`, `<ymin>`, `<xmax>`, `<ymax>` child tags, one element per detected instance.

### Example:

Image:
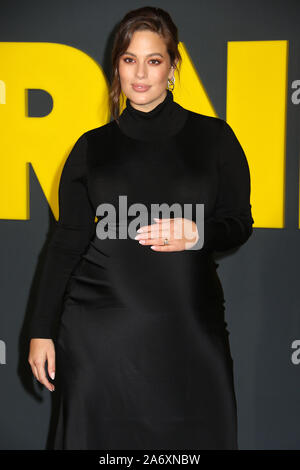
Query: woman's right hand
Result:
<box><xmin>28</xmin><ymin>339</ymin><xmax>56</xmax><ymax>392</ymax></box>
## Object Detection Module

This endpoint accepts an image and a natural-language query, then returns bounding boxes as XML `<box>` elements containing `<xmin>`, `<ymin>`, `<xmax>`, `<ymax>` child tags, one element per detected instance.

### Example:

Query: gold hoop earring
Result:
<box><xmin>167</xmin><ymin>76</ymin><xmax>175</xmax><ymax>91</ymax></box>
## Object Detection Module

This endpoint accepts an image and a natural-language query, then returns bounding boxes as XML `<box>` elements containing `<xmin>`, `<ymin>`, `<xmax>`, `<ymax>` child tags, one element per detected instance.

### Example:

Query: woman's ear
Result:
<box><xmin>168</xmin><ymin>63</ymin><xmax>176</xmax><ymax>80</ymax></box>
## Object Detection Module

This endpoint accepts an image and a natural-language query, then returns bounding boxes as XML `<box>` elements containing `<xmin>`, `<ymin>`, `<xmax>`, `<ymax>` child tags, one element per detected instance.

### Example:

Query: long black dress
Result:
<box><xmin>29</xmin><ymin>89</ymin><xmax>254</xmax><ymax>450</ymax></box>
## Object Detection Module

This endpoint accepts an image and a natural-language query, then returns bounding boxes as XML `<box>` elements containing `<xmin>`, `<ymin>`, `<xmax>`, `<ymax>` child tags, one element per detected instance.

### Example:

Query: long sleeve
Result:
<box><xmin>29</xmin><ymin>133</ymin><xmax>96</xmax><ymax>340</ymax></box>
<box><xmin>194</xmin><ymin>119</ymin><xmax>254</xmax><ymax>252</ymax></box>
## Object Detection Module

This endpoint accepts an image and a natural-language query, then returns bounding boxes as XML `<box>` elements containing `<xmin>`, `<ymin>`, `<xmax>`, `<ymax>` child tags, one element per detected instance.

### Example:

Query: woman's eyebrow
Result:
<box><xmin>123</xmin><ymin>51</ymin><xmax>164</xmax><ymax>58</ymax></box>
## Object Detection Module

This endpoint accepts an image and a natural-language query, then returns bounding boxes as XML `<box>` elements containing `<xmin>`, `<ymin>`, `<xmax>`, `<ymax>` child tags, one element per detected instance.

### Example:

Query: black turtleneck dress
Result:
<box><xmin>29</xmin><ymin>90</ymin><xmax>254</xmax><ymax>450</ymax></box>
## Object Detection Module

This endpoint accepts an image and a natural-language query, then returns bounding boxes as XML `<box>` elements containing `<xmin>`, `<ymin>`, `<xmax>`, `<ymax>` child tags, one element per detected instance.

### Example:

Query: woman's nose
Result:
<box><xmin>135</xmin><ymin>63</ymin><xmax>147</xmax><ymax>79</ymax></box>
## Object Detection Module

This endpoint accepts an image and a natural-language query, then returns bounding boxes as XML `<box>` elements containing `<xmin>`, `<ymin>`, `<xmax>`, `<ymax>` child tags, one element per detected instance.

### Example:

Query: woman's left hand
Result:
<box><xmin>134</xmin><ymin>217</ymin><xmax>199</xmax><ymax>251</ymax></box>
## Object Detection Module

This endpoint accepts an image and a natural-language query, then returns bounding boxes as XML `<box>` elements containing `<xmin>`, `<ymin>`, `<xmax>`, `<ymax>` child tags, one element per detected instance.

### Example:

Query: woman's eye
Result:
<box><xmin>123</xmin><ymin>58</ymin><xmax>161</xmax><ymax>65</ymax></box>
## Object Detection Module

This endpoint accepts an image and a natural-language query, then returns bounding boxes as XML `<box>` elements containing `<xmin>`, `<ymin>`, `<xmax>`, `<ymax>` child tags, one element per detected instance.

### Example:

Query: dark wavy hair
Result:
<box><xmin>109</xmin><ymin>6</ymin><xmax>182</xmax><ymax>123</ymax></box>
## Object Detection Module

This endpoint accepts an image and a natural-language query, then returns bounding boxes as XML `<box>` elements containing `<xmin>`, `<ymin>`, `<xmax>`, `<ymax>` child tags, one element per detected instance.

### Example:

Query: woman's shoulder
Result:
<box><xmin>187</xmin><ymin>108</ymin><xmax>225</xmax><ymax>129</ymax></box>
<box><xmin>185</xmin><ymin>111</ymin><xmax>242</xmax><ymax>152</ymax></box>
<box><xmin>83</xmin><ymin>120</ymin><xmax>117</xmax><ymax>141</ymax></box>
<box><xmin>178</xmin><ymin>106</ymin><xmax>228</xmax><ymax>140</ymax></box>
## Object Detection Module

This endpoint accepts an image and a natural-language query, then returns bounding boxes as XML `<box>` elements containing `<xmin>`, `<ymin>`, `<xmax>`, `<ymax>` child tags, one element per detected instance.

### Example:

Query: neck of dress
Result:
<box><xmin>117</xmin><ymin>89</ymin><xmax>188</xmax><ymax>142</ymax></box>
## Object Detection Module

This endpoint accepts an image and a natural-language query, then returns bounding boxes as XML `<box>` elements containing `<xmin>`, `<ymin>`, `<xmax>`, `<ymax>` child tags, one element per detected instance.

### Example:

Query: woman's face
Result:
<box><xmin>118</xmin><ymin>30</ymin><xmax>176</xmax><ymax>112</ymax></box>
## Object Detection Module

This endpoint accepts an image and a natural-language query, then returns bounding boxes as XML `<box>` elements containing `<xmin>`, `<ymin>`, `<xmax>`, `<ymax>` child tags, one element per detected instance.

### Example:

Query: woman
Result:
<box><xmin>28</xmin><ymin>6</ymin><xmax>254</xmax><ymax>450</ymax></box>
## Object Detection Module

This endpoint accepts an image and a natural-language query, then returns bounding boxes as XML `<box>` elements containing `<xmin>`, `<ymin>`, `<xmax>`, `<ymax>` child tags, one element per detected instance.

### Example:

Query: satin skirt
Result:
<box><xmin>53</xmin><ymin>238</ymin><xmax>238</xmax><ymax>450</ymax></box>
